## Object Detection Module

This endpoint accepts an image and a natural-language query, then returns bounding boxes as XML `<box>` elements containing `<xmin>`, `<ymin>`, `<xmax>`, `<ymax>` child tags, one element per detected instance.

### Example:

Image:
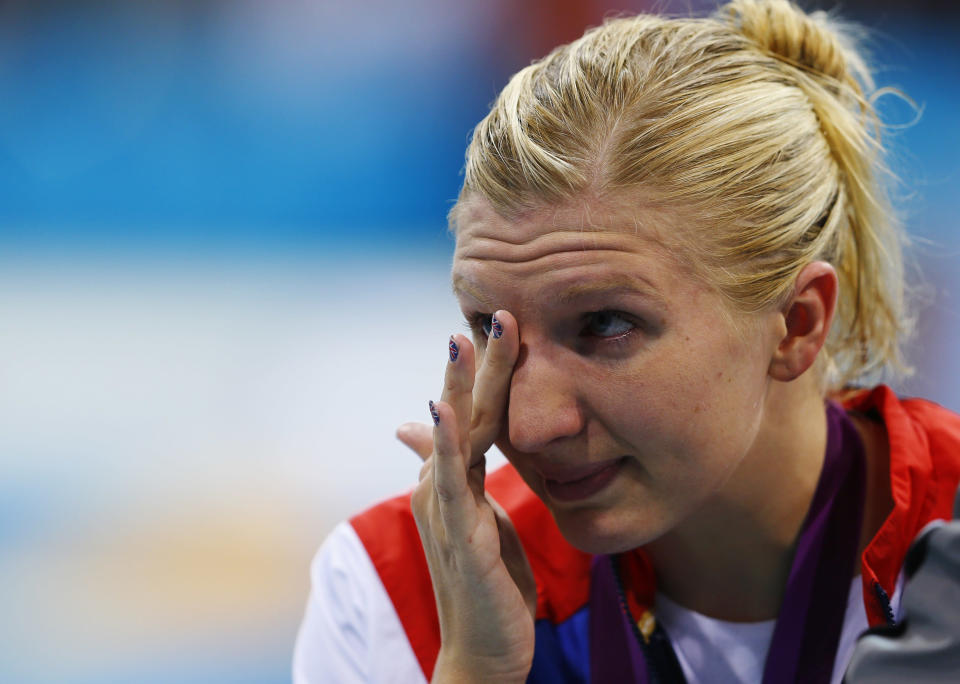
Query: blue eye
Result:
<box><xmin>585</xmin><ymin>311</ymin><xmax>634</xmax><ymax>338</ymax></box>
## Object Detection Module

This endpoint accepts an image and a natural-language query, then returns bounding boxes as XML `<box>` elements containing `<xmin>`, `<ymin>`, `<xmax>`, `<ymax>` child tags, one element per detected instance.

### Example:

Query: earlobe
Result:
<box><xmin>768</xmin><ymin>262</ymin><xmax>839</xmax><ymax>382</ymax></box>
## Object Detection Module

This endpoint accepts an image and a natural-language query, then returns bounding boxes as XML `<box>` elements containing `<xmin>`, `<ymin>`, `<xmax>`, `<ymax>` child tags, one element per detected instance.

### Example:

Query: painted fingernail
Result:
<box><xmin>429</xmin><ymin>399</ymin><xmax>440</xmax><ymax>425</ymax></box>
<box><xmin>448</xmin><ymin>336</ymin><xmax>459</xmax><ymax>362</ymax></box>
<box><xmin>491</xmin><ymin>313</ymin><xmax>503</xmax><ymax>340</ymax></box>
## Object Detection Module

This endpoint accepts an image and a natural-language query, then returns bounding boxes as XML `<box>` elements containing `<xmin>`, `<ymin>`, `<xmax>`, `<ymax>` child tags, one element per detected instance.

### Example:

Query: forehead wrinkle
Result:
<box><xmin>456</xmin><ymin>228</ymin><xmax>607</xmax><ymax>250</ymax></box>
<box><xmin>455</xmin><ymin>228</ymin><xmax>659</xmax><ymax>265</ymax></box>
<box><xmin>457</xmin><ymin>248</ymin><xmax>638</xmax><ymax>268</ymax></box>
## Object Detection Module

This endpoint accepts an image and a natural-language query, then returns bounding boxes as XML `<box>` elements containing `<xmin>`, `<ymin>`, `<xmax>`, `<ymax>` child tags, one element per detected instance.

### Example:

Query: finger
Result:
<box><xmin>470</xmin><ymin>310</ymin><xmax>520</xmax><ymax>459</ymax></box>
<box><xmin>488</xmin><ymin>494</ymin><xmax>537</xmax><ymax>619</ymax></box>
<box><xmin>410</xmin><ymin>463</ymin><xmax>440</xmax><ymax>543</ymax></box>
<box><xmin>431</xmin><ymin>399</ymin><xmax>476</xmax><ymax>540</ymax></box>
<box><xmin>396</xmin><ymin>421</ymin><xmax>433</xmax><ymax>461</ymax></box>
<box><xmin>440</xmin><ymin>333</ymin><xmax>476</xmax><ymax>468</ymax></box>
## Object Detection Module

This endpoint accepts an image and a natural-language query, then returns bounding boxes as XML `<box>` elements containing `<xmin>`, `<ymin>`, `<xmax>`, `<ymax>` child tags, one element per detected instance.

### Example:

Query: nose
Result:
<box><xmin>507</xmin><ymin>341</ymin><xmax>585</xmax><ymax>453</ymax></box>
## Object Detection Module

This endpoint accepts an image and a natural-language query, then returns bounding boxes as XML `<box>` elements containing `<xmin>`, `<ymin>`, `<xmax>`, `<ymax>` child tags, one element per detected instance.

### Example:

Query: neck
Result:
<box><xmin>645</xmin><ymin>374</ymin><xmax>828</xmax><ymax>622</ymax></box>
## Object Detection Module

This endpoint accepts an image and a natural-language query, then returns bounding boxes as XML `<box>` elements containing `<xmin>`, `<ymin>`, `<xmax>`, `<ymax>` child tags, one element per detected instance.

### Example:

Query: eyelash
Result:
<box><xmin>466</xmin><ymin>313</ymin><xmax>493</xmax><ymax>339</ymax></box>
<box><xmin>582</xmin><ymin>311</ymin><xmax>637</xmax><ymax>341</ymax></box>
<box><xmin>464</xmin><ymin>311</ymin><xmax>641</xmax><ymax>345</ymax></box>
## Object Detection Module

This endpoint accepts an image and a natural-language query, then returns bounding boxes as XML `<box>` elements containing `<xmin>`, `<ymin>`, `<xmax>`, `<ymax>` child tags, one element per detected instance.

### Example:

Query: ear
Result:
<box><xmin>768</xmin><ymin>261</ymin><xmax>839</xmax><ymax>382</ymax></box>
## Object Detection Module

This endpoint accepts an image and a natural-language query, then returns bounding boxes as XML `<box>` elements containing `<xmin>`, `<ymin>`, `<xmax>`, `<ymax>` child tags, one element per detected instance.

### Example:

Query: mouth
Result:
<box><xmin>538</xmin><ymin>457</ymin><xmax>627</xmax><ymax>503</ymax></box>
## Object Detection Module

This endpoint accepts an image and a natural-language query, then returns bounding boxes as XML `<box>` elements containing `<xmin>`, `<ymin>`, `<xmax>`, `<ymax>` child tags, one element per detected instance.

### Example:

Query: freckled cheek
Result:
<box><xmin>589</xmin><ymin>353</ymin><xmax>755</xmax><ymax>459</ymax></box>
<box><xmin>589</xmin><ymin>370</ymin><xmax>697</xmax><ymax>450</ymax></box>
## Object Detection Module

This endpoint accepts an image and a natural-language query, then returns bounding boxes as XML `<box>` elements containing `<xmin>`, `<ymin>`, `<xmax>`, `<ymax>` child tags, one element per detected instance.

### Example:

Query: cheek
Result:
<box><xmin>680</xmin><ymin>356</ymin><xmax>769</xmax><ymax>463</ymax></box>
<box><xmin>589</xmin><ymin>331</ymin><xmax>769</xmax><ymax>466</ymax></box>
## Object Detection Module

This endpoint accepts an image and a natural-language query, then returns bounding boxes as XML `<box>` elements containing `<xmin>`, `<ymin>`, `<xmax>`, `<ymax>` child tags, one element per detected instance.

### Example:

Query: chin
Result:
<box><xmin>549</xmin><ymin>505</ymin><xmax>663</xmax><ymax>555</ymax></box>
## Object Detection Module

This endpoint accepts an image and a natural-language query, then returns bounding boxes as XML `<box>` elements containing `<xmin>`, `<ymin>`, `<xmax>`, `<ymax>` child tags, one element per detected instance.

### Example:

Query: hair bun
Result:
<box><xmin>723</xmin><ymin>0</ymin><xmax>852</xmax><ymax>85</ymax></box>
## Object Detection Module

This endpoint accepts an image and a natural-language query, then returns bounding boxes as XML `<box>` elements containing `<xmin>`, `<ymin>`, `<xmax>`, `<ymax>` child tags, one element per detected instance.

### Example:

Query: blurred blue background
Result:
<box><xmin>1</xmin><ymin>1</ymin><xmax>957</xmax><ymax>682</ymax></box>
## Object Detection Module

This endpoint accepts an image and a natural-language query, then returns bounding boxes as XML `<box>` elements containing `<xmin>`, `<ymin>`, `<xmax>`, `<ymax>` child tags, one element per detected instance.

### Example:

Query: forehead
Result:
<box><xmin>452</xmin><ymin>197</ymin><xmax>698</xmax><ymax>302</ymax></box>
<box><xmin>454</xmin><ymin>195</ymin><xmax>676</xmax><ymax>244</ymax></box>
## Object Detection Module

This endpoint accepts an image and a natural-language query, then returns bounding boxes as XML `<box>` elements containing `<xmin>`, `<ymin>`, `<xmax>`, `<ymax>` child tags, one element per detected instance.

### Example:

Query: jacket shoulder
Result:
<box><xmin>845</xmin><ymin>385</ymin><xmax>960</xmax><ymax>514</ymax></box>
<box><xmin>844</xmin><ymin>386</ymin><xmax>960</xmax><ymax>626</ymax></box>
<box><xmin>899</xmin><ymin>396</ymin><xmax>960</xmax><ymax>472</ymax></box>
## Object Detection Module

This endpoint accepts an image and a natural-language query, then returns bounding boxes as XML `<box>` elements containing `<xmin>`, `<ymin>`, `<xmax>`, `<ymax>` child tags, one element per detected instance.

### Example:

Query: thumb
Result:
<box><xmin>396</xmin><ymin>421</ymin><xmax>434</xmax><ymax>461</ymax></box>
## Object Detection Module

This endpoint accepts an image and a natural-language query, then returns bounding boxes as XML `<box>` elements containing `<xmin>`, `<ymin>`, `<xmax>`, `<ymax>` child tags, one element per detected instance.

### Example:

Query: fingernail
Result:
<box><xmin>448</xmin><ymin>336</ymin><xmax>459</xmax><ymax>362</ymax></box>
<box><xmin>491</xmin><ymin>313</ymin><xmax>503</xmax><ymax>340</ymax></box>
<box><xmin>429</xmin><ymin>399</ymin><xmax>440</xmax><ymax>425</ymax></box>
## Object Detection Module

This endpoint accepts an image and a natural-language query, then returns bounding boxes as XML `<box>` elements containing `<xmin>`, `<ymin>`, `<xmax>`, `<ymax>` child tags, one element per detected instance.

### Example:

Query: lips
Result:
<box><xmin>537</xmin><ymin>457</ymin><xmax>626</xmax><ymax>503</ymax></box>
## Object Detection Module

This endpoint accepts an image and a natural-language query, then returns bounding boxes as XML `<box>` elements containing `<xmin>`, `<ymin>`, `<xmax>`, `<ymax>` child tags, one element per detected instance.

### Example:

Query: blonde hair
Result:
<box><xmin>452</xmin><ymin>0</ymin><xmax>910</xmax><ymax>389</ymax></box>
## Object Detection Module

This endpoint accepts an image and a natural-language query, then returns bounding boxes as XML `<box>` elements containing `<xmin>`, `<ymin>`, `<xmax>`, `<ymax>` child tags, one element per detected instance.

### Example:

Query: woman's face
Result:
<box><xmin>452</xmin><ymin>197</ymin><xmax>783</xmax><ymax>554</ymax></box>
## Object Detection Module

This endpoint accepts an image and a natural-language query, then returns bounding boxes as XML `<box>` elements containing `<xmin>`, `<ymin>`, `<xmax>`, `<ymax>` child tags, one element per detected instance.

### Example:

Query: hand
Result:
<box><xmin>398</xmin><ymin>311</ymin><xmax>536</xmax><ymax>684</ymax></box>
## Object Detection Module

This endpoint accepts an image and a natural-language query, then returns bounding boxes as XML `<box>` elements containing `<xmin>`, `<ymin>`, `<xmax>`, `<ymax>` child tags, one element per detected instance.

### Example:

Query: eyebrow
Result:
<box><xmin>451</xmin><ymin>274</ymin><xmax>493</xmax><ymax>307</ymax></box>
<box><xmin>552</xmin><ymin>275</ymin><xmax>665</xmax><ymax>307</ymax></box>
<box><xmin>452</xmin><ymin>273</ymin><xmax>665</xmax><ymax>309</ymax></box>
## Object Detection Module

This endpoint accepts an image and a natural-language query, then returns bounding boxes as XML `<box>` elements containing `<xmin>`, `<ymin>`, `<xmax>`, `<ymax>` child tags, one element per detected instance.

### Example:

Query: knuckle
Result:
<box><xmin>483</xmin><ymin>342</ymin><xmax>514</xmax><ymax>370</ymax></box>
<box><xmin>444</xmin><ymin>372</ymin><xmax>468</xmax><ymax>394</ymax></box>
<box><xmin>483</xmin><ymin>348</ymin><xmax>507</xmax><ymax>369</ymax></box>
<box><xmin>434</xmin><ymin>481</ymin><xmax>457</xmax><ymax>503</ymax></box>
<box><xmin>470</xmin><ymin>406</ymin><xmax>492</xmax><ymax>432</ymax></box>
<box><xmin>471</xmin><ymin>408</ymin><xmax>503</xmax><ymax>441</ymax></box>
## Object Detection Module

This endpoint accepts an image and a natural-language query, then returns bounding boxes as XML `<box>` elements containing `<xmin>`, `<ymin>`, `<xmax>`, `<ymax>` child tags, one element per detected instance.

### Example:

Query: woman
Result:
<box><xmin>294</xmin><ymin>1</ymin><xmax>960</xmax><ymax>681</ymax></box>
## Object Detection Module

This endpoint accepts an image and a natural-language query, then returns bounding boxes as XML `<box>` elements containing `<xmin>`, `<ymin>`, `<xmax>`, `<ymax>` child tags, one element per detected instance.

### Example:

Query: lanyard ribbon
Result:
<box><xmin>590</xmin><ymin>402</ymin><xmax>866</xmax><ymax>683</ymax></box>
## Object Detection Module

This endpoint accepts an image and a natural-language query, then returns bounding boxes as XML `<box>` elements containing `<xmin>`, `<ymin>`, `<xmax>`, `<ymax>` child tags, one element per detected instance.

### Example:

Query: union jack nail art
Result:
<box><xmin>491</xmin><ymin>314</ymin><xmax>503</xmax><ymax>339</ymax></box>
<box><xmin>448</xmin><ymin>336</ymin><xmax>459</xmax><ymax>362</ymax></box>
<box><xmin>429</xmin><ymin>399</ymin><xmax>440</xmax><ymax>425</ymax></box>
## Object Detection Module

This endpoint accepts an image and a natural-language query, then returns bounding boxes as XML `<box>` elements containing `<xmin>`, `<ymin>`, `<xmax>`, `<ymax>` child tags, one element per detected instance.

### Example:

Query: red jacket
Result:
<box><xmin>350</xmin><ymin>386</ymin><xmax>960</xmax><ymax>680</ymax></box>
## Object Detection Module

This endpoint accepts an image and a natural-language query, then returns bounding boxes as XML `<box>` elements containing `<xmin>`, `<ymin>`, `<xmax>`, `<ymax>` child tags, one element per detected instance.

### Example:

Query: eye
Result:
<box><xmin>584</xmin><ymin>311</ymin><xmax>635</xmax><ymax>338</ymax></box>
